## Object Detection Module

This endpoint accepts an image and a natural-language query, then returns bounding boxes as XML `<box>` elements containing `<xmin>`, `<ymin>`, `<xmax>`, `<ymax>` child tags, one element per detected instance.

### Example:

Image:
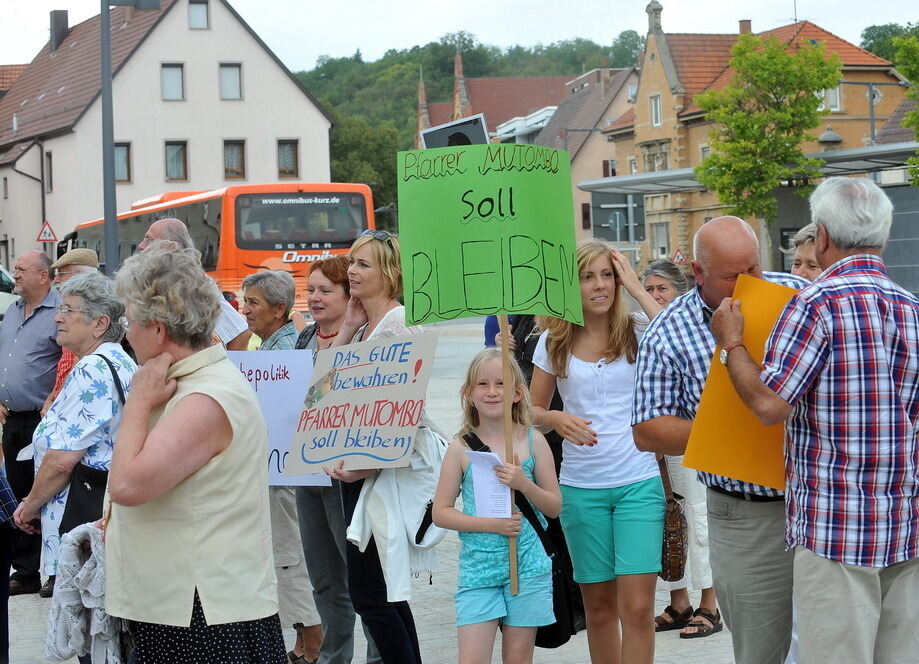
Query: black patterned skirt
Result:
<box><xmin>131</xmin><ymin>591</ymin><xmax>286</xmax><ymax>664</ymax></box>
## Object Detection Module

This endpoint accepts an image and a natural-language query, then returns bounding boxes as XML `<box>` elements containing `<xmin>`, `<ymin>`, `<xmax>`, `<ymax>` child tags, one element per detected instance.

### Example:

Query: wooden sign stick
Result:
<box><xmin>498</xmin><ymin>314</ymin><xmax>519</xmax><ymax>595</ymax></box>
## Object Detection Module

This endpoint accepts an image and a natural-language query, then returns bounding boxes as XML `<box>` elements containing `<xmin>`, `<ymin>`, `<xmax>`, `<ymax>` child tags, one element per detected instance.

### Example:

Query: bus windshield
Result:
<box><xmin>236</xmin><ymin>192</ymin><xmax>367</xmax><ymax>250</ymax></box>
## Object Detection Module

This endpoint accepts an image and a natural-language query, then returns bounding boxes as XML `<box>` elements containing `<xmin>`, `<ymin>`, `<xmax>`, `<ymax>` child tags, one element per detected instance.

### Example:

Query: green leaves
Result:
<box><xmin>296</xmin><ymin>31</ymin><xmax>645</xmax><ymax>151</ymax></box>
<box><xmin>694</xmin><ymin>34</ymin><xmax>842</xmax><ymax>222</ymax></box>
<box><xmin>893</xmin><ymin>35</ymin><xmax>919</xmax><ymax>185</ymax></box>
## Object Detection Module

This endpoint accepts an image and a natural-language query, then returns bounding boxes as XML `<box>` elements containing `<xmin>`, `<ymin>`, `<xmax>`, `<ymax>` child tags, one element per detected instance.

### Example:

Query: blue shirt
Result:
<box><xmin>259</xmin><ymin>321</ymin><xmax>297</xmax><ymax>351</ymax></box>
<box><xmin>0</xmin><ymin>288</ymin><xmax>62</xmax><ymax>411</ymax></box>
<box><xmin>632</xmin><ymin>272</ymin><xmax>807</xmax><ymax>497</ymax></box>
<box><xmin>458</xmin><ymin>431</ymin><xmax>550</xmax><ymax>588</ymax></box>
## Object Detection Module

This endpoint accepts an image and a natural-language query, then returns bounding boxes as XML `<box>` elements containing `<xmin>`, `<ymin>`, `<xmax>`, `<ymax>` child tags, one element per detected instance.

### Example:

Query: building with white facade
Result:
<box><xmin>0</xmin><ymin>0</ymin><xmax>332</xmax><ymax>266</ymax></box>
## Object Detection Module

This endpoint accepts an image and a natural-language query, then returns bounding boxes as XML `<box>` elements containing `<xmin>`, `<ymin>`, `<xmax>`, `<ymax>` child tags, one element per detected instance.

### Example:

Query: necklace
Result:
<box><xmin>316</xmin><ymin>328</ymin><xmax>339</xmax><ymax>340</ymax></box>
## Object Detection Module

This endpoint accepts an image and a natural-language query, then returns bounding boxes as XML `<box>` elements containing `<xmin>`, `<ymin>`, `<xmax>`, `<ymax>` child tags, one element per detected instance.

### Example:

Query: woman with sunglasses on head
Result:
<box><xmin>326</xmin><ymin>229</ymin><xmax>441</xmax><ymax>664</ymax></box>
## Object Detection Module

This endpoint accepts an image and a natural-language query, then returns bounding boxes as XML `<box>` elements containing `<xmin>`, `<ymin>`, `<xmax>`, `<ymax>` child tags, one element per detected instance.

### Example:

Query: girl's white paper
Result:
<box><xmin>464</xmin><ymin>450</ymin><xmax>511</xmax><ymax>518</ymax></box>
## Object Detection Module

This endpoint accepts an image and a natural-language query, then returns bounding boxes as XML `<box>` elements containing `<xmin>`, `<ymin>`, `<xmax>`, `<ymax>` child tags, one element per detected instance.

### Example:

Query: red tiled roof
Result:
<box><xmin>603</xmin><ymin>107</ymin><xmax>635</xmax><ymax>132</ymax></box>
<box><xmin>665</xmin><ymin>34</ymin><xmax>737</xmax><ymax>98</ymax></box>
<box><xmin>466</xmin><ymin>76</ymin><xmax>571</xmax><ymax>129</ymax></box>
<box><xmin>876</xmin><ymin>97</ymin><xmax>918</xmax><ymax>145</ymax></box>
<box><xmin>761</xmin><ymin>21</ymin><xmax>890</xmax><ymax>67</ymax></box>
<box><xmin>427</xmin><ymin>102</ymin><xmax>452</xmax><ymax>128</ymax></box>
<box><xmin>535</xmin><ymin>69</ymin><xmax>632</xmax><ymax>157</ymax></box>
<box><xmin>0</xmin><ymin>2</ymin><xmax>176</xmax><ymax>149</ymax></box>
<box><xmin>675</xmin><ymin>21</ymin><xmax>893</xmax><ymax>117</ymax></box>
<box><xmin>0</xmin><ymin>65</ymin><xmax>27</xmax><ymax>91</ymax></box>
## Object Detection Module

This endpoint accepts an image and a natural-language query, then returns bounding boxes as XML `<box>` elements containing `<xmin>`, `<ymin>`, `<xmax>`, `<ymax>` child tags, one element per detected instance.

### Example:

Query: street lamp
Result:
<box><xmin>100</xmin><ymin>0</ymin><xmax>160</xmax><ymax>275</ymax></box>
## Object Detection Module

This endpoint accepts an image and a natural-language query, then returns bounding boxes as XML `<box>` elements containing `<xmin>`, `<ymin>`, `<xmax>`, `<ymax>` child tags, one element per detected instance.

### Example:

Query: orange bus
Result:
<box><xmin>60</xmin><ymin>183</ymin><xmax>375</xmax><ymax>306</ymax></box>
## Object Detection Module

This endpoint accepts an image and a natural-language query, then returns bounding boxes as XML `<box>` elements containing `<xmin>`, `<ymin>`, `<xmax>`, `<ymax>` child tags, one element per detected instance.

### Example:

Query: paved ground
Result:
<box><xmin>9</xmin><ymin>319</ymin><xmax>734</xmax><ymax>663</ymax></box>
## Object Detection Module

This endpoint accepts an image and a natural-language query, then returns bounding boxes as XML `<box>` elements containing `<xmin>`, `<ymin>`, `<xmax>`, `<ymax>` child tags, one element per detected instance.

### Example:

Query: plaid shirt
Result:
<box><xmin>761</xmin><ymin>255</ymin><xmax>919</xmax><ymax>567</ymax></box>
<box><xmin>0</xmin><ymin>471</ymin><xmax>17</xmax><ymax>526</ymax></box>
<box><xmin>633</xmin><ymin>272</ymin><xmax>807</xmax><ymax>497</ymax></box>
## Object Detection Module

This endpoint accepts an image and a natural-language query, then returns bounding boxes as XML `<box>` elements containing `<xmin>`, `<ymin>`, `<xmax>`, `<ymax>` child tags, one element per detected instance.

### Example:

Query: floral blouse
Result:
<box><xmin>33</xmin><ymin>343</ymin><xmax>136</xmax><ymax>575</ymax></box>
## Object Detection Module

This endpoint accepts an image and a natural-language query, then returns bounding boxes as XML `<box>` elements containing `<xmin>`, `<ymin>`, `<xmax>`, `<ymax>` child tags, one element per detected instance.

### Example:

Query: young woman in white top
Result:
<box><xmin>530</xmin><ymin>240</ymin><xmax>663</xmax><ymax>664</ymax></box>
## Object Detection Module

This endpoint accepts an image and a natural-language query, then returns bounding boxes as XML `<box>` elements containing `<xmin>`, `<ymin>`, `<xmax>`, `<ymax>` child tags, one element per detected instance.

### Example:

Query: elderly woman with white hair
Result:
<box><xmin>105</xmin><ymin>246</ymin><xmax>285</xmax><ymax>663</ymax></box>
<box><xmin>242</xmin><ymin>270</ymin><xmax>323</xmax><ymax>664</ymax></box>
<box><xmin>13</xmin><ymin>273</ymin><xmax>135</xmax><ymax>597</ymax></box>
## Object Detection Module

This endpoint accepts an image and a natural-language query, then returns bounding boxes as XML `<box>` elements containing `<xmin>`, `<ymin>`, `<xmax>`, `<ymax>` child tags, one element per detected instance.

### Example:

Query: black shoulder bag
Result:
<box><xmin>59</xmin><ymin>354</ymin><xmax>126</xmax><ymax>536</ymax></box>
<box><xmin>463</xmin><ymin>432</ymin><xmax>575</xmax><ymax>648</ymax></box>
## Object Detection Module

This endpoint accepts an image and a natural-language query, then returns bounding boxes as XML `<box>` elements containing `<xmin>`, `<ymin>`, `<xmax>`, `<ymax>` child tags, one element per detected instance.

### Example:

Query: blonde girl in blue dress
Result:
<box><xmin>433</xmin><ymin>348</ymin><xmax>561</xmax><ymax>664</ymax></box>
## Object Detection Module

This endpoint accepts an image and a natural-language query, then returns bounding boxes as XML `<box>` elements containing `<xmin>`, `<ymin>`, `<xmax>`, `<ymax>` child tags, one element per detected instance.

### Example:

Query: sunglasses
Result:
<box><xmin>360</xmin><ymin>229</ymin><xmax>395</xmax><ymax>244</ymax></box>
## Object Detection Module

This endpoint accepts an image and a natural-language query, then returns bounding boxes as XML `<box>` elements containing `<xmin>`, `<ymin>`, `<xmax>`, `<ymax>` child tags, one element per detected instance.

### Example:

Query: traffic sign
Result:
<box><xmin>36</xmin><ymin>221</ymin><xmax>58</xmax><ymax>243</ymax></box>
<box><xmin>671</xmin><ymin>248</ymin><xmax>687</xmax><ymax>264</ymax></box>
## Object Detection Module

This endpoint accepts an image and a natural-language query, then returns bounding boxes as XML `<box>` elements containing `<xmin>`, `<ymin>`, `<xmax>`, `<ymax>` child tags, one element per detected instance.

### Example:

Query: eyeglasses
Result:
<box><xmin>360</xmin><ymin>229</ymin><xmax>395</xmax><ymax>244</ymax></box>
<box><xmin>13</xmin><ymin>267</ymin><xmax>45</xmax><ymax>275</ymax></box>
<box><xmin>57</xmin><ymin>304</ymin><xmax>89</xmax><ymax>316</ymax></box>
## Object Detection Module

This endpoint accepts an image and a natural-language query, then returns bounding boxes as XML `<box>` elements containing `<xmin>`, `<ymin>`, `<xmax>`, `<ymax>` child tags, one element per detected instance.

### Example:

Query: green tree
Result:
<box><xmin>328</xmin><ymin>113</ymin><xmax>400</xmax><ymax>220</ymax></box>
<box><xmin>861</xmin><ymin>23</ymin><xmax>919</xmax><ymax>63</ymax></box>
<box><xmin>694</xmin><ymin>34</ymin><xmax>842</xmax><ymax>223</ymax></box>
<box><xmin>609</xmin><ymin>30</ymin><xmax>645</xmax><ymax>68</ymax></box>
<box><xmin>894</xmin><ymin>35</ymin><xmax>919</xmax><ymax>184</ymax></box>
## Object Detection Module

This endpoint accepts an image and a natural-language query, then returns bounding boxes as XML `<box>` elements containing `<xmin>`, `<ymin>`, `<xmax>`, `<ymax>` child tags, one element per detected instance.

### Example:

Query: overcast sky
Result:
<box><xmin>1</xmin><ymin>1</ymin><xmax>913</xmax><ymax>71</ymax></box>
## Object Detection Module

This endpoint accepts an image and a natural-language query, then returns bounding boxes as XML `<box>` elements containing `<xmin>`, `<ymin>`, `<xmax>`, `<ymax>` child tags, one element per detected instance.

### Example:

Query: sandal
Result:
<box><xmin>679</xmin><ymin>607</ymin><xmax>723</xmax><ymax>639</ymax></box>
<box><xmin>287</xmin><ymin>652</ymin><xmax>317</xmax><ymax>664</ymax></box>
<box><xmin>654</xmin><ymin>604</ymin><xmax>694</xmax><ymax>632</ymax></box>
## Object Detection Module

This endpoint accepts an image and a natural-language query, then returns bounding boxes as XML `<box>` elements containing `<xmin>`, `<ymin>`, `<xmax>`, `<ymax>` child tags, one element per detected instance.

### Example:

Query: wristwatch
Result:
<box><xmin>719</xmin><ymin>341</ymin><xmax>745</xmax><ymax>365</ymax></box>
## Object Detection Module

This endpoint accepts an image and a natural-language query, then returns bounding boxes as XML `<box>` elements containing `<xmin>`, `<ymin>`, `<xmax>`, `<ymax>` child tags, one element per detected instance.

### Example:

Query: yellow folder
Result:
<box><xmin>682</xmin><ymin>274</ymin><xmax>799</xmax><ymax>490</ymax></box>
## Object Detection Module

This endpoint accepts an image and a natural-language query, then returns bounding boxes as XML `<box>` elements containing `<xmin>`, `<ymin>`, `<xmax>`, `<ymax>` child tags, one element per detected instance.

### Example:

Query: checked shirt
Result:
<box><xmin>0</xmin><ymin>471</ymin><xmax>16</xmax><ymax>525</ymax></box>
<box><xmin>761</xmin><ymin>255</ymin><xmax>919</xmax><ymax>567</ymax></box>
<box><xmin>632</xmin><ymin>272</ymin><xmax>807</xmax><ymax>497</ymax></box>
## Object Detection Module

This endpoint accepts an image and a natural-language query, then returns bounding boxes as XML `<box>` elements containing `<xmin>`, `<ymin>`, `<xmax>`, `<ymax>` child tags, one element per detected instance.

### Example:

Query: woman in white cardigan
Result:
<box><xmin>326</xmin><ymin>230</ymin><xmax>442</xmax><ymax>664</ymax></box>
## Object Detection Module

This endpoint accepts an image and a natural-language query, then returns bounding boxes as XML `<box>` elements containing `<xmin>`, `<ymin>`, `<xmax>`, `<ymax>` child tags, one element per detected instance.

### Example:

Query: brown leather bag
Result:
<box><xmin>658</xmin><ymin>457</ymin><xmax>688</xmax><ymax>582</ymax></box>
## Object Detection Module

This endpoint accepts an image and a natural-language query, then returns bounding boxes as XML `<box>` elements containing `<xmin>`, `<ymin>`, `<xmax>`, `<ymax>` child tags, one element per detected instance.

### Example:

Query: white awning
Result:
<box><xmin>578</xmin><ymin>141</ymin><xmax>919</xmax><ymax>195</ymax></box>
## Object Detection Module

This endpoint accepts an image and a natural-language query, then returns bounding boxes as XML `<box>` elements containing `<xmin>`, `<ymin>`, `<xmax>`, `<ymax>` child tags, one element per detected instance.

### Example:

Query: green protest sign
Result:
<box><xmin>397</xmin><ymin>144</ymin><xmax>583</xmax><ymax>326</ymax></box>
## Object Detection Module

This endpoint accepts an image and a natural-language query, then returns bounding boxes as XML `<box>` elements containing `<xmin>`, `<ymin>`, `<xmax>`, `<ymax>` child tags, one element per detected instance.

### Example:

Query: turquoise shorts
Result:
<box><xmin>560</xmin><ymin>477</ymin><xmax>665</xmax><ymax>584</ymax></box>
<box><xmin>455</xmin><ymin>572</ymin><xmax>555</xmax><ymax>627</ymax></box>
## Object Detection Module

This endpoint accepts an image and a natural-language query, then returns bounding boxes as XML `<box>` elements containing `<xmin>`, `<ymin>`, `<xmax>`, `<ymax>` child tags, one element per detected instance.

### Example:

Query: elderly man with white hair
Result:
<box><xmin>632</xmin><ymin>216</ymin><xmax>807</xmax><ymax>664</ymax></box>
<box><xmin>711</xmin><ymin>177</ymin><xmax>919</xmax><ymax>664</ymax></box>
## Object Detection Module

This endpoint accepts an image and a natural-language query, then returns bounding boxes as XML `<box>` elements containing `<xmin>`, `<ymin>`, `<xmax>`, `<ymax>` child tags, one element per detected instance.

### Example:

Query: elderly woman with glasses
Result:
<box><xmin>12</xmin><ymin>273</ymin><xmax>136</xmax><ymax>596</ymax></box>
<box><xmin>105</xmin><ymin>246</ymin><xmax>285</xmax><ymax>663</ymax></box>
<box><xmin>241</xmin><ymin>270</ymin><xmax>323</xmax><ymax>664</ymax></box>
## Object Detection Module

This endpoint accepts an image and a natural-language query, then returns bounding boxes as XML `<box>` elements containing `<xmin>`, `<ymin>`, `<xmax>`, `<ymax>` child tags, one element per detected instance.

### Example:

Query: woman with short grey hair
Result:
<box><xmin>105</xmin><ymin>245</ymin><xmax>286</xmax><ymax>662</ymax></box>
<box><xmin>13</xmin><ymin>272</ymin><xmax>137</xmax><ymax>598</ymax></box>
<box><xmin>116</xmin><ymin>247</ymin><xmax>221</xmax><ymax>349</ymax></box>
<box><xmin>242</xmin><ymin>271</ymin><xmax>296</xmax><ymax>319</ymax></box>
<box><xmin>58</xmin><ymin>272</ymin><xmax>126</xmax><ymax>344</ymax></box>
<box><xmin>642</xmin><ymin>260</ymin><xmax>690</xmax><ymax>307</ymax></box>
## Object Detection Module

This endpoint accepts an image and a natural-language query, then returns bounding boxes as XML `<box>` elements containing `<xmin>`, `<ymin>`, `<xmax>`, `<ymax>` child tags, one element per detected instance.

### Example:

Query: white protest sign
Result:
<box><xmin>228</xmin><ymin>350</ymin><xmax>330</xmax><ymax>487</ymax></box>
<box><xmin>285</xmin><ymin>332</ymin><xmax>437</xmax><ymax>472</ymax></box>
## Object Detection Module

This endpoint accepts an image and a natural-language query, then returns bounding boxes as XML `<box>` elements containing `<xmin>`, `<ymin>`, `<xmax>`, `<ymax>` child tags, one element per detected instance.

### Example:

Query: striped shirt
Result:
<box><xmin>632</xmin><ymin>272</ymin><xmax>807</xmax><ymax>497</ymax></box>
<box><xmin>761</xmin><ymin>255</ymin><xmax>919</xmax><ymax>567</ymax></box>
